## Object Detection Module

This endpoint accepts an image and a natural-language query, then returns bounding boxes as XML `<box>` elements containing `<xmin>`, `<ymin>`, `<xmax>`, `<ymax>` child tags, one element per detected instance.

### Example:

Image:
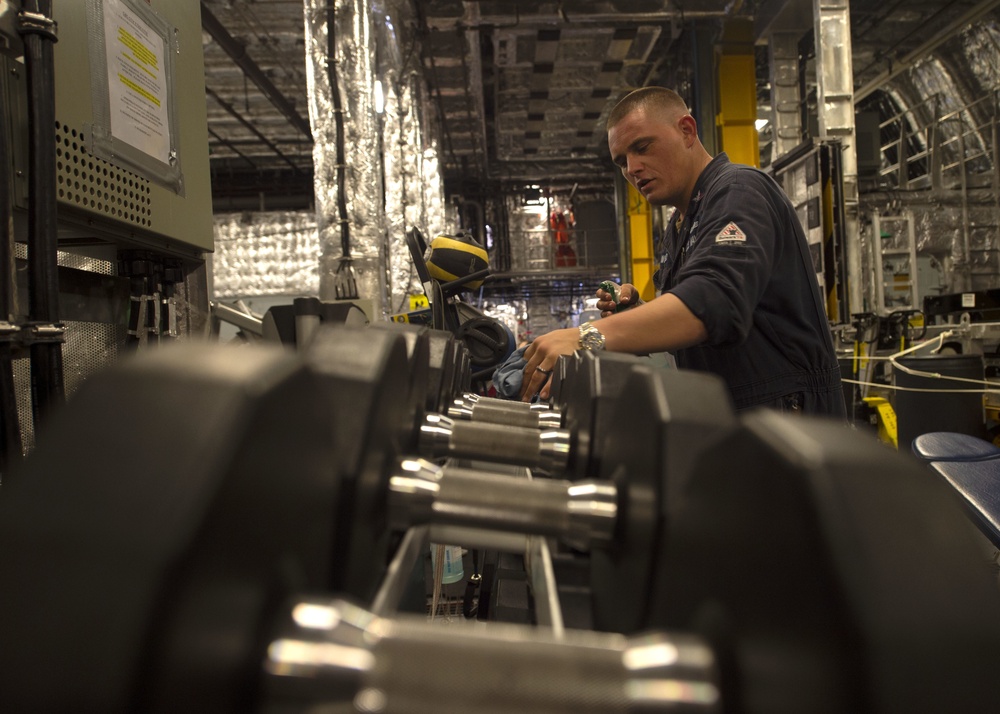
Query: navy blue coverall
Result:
<box><xmin>654</xmin><ymin>153</ymin><xmax>846</xmax><ymax>417</ymax></box>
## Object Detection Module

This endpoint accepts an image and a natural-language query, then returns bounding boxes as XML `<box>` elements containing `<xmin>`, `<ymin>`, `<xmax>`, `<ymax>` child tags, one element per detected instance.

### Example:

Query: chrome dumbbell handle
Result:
<box><xmin>263</xmin><ymin>598</ymin><xmax>721</xmax><ymax>714</ymax></box>
<box><xmin>448</xmin><ymin>394</ymin><xmax>563</xmax><ymax>430</ymax></box>
<box><xmin>419</xmin><ymin>413</ymin><xmax>571</xmax><ymax>473</ymax></box>
<box><xmin>387</xmin><ymin>457</ymin><xmax>617</xmax><ymax>551</ymax></box>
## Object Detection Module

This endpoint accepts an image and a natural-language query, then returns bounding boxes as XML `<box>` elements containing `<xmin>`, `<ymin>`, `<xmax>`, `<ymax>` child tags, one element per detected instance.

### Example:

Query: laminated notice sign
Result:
<box><xmin>103</xmin><ymin>0</ymin><xmax>171</xmax><ymax>164</ymax></box>
<box><xmin>86</xmin><ymin>0</ymin><xmax>184</xmax><ymax>194</ymax></box>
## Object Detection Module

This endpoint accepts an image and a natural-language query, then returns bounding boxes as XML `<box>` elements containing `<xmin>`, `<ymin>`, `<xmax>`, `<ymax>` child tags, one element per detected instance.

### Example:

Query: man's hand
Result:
<box><xmin>596</xmin><ymin>282</ymin><xmax>640</xmax><ymax>317</ymax></box>
<box><xmin>518</xmin><ymin>327</ymin><xmax>581</xmax><ymax>402</ymax></box>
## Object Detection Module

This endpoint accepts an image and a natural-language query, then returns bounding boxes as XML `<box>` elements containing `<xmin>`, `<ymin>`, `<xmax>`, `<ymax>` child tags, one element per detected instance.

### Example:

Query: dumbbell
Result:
<box><xmin>376</xmin><ymin>322</ymin><xmax>650</xmax><ymax>479</ymax></box>
<box><xmin>446</xmin><ymin>392</ymin><xmax>563</xmax><ymax>429</ymax></box>
<box><xmin>0</xmin><ymin>331</ymin><xmax>710</xmax><ymax>711</ymax></box>
<box><xmin>441</xmin><ymin>349</ymin><xmax>588</xmax><ymax>431</ymax></box>
<box><xmin>259</xmin><ymin>409</ymin><xmax>1000</xmax><ymax>714</ymax></box>
<box><xmin>433</xmin><ymin>329</ymin><xmax>568</xmax><ymax>431</ymax></box>
<box><xmin>427</xmin><ymin>329</ymin><xmax>633</xmax><ymax>473</ymax></box>
<box><xmin>446</xmin><ymin>347</ymin><xmax>650</xmax><ymax>481</ymax></box>
<box><xmin>5</xmin><ymin>330</ymin><xmax>1000</xmax><ymax>713</ymax></box>
<box><xmin>260</xmin><ymin>596</ymin><xmax>721</xmax><ymax>713</ymax></box>
<box><xmin>370</xmin><ymin>323</ymin><xmax>571</xmax><ymax>473</ymax></box>
<box><xmin>316</xmin><ymin>324</ymin><xmax>736</xmax><ymax>631</ymax></box>
<box><xmin>383</xmin><ymin>325</ymin><xmax>603</xmax><ymax>457</ymax></box>
<box><xmin>373</xmin><ymin>323</ymin><xmax>562</xmax><ymax>431</ymax></box>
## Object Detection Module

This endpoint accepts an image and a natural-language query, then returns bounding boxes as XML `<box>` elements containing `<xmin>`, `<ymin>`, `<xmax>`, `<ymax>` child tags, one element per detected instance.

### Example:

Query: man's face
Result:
<box><xmin>608</xmin><ymin>106</ymin><xmax>689</xmax><ymax>207</ymax></box>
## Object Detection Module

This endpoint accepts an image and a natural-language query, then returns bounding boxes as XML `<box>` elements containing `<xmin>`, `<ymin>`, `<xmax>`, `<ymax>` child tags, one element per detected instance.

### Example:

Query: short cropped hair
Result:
<box><xmin>606</xmin><ymin>87</ymin><xmax>690</xmax><ymax>131</ymax></box>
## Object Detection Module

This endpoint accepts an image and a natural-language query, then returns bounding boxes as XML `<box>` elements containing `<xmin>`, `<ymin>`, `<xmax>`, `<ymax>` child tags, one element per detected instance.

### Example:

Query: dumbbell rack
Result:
<box><xmin>2</xmin><ymin>323</ymin><xmax>1000</xmax><ymax>713</ymax></box>
<box><xmin>374</xmin><ymin>517</ymin><xmax>566</xmax><ymax>631</ymax></box>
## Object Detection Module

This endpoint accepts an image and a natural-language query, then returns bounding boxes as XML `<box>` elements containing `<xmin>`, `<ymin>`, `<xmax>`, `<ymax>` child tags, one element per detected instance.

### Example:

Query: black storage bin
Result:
<box><xmin>893</xmin><ymin>354</ymin><xmax>987</xmax><ymax>452</ymax></box>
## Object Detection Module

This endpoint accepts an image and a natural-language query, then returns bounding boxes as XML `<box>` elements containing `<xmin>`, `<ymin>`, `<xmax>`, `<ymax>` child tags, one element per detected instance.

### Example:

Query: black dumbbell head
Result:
<box><xmin>649</xmin><ymin>409</ymin><xmax>1000</xmax><ymax>713</ymax></box>
<box><xmin>304</xmin><ymin>325</ymin><xmax>413</xmax><ymax>599</ymax></box>
<box><xmin>588</xmin><ymin>365</ymin><xmax>738</xmax><ymax>633</ymax></box>
<box><xmin>0</xmin><ymin>343</ymin><xmax>350</xmax><ymax>712</ymax></box>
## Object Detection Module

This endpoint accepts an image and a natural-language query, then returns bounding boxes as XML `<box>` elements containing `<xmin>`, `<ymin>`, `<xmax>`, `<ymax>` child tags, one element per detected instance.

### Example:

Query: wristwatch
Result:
<box><xmin>578</xmin><ymin>321</ymin><xmax>606</xmax><ymax>351</ymax></box>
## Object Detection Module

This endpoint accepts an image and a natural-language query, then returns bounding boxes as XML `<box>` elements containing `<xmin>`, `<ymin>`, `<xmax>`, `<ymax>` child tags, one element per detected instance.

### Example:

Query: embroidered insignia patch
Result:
<box><xmin>714</xmin><ymin>221</ymin><xmax>747</xmax><ymax>243</ymax></box>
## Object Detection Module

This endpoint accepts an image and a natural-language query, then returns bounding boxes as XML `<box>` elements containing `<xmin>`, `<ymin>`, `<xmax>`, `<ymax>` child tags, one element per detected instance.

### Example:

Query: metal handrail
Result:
<box><xmin>878</xmin><ymin>90</ymin><xmax>1000</xmax><ymax>188</ymax></box>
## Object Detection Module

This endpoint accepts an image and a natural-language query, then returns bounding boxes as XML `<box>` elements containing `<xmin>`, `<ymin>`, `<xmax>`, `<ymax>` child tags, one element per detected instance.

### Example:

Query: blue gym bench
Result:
<box><xmin>912</xmin><ymin>432</ymin><xmax>1000</xmax><ymax>549</ymax></box>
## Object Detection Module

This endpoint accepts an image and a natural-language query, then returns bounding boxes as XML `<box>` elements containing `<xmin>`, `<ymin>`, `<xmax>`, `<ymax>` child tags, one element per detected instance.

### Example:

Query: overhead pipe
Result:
<box><xmin>18</xmin><ymin>0</ymin><xmax>64</xmax><ymax>430</ymax></box>
<box><xmin>424</xmin><ymin>10</ymin><xmax>733</xmax><ymax>31</ymax></box>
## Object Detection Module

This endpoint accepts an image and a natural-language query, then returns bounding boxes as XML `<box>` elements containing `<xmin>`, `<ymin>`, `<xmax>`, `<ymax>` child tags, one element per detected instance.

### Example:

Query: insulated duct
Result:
<box><xmin>379</xmin><ymin>0</ymin><xmax>425</xmax><ymax>316</ymax></box>
<box><xmin>383</xmin><ymin>77</ymin><xmax>409</xmax><ymax>314</ymax></box>
<box><xmin>388</xmin><ymin>70</ymin><xmax>451</xmax><ymax>299</ymax></box>
<box><xmin>417</xmin><ymin>68</ymin><xmax>450</xmax><ymax>245</ymax></box>
<box><xmin>305</xmin><ymin>0</ymin><xmax>386</xmax><ymax>318</ymax></box>
<box><xmin>211</xmin><ymin>211</ymin><xmax>320</xmax><ymax>299</ymax></box>
<box><xmin>401</xmin><ymin>73</ymin><xmax>425</xmax><ymax>237</ymax></box>
<box><xmin>384</xmin><ymin>75</ymin><xmax>428</xmax><ymax>314</ymax></box>
<box><xmin>422</xmin><ymin>145</ymin><xmax>448</xmax><ymax>239</ymax></box>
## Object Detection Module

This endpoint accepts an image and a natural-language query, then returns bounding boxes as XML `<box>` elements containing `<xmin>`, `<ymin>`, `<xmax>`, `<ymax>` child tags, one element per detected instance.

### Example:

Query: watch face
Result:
<box><xmin>580</xmin><ymin>324</ymin><xmax>605</xmax><ymax>350</ymax></box>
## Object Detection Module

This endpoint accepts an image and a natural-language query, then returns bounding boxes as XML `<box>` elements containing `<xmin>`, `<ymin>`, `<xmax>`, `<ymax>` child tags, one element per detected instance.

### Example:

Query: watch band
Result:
<box><xmin>578</xmin><ymin>321</ymin><xmax>606</xmax><ymax>351</ymax></box>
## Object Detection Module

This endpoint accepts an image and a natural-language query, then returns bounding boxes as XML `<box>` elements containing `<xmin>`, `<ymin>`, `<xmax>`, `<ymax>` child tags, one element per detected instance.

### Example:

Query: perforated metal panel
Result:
<box><xmin>55</xmin><ymin>121</ymin><xmax>153</xmax><ymax>229</ymax></box>
<box><xmin>13</xmin><ymin>321</ymin><xmax>127</xmax><ymax>454</ymax></box>
<box><xmin>10</xmin><ymin>246</ymin><xmax>128</xmax><ymax>454</ymax></box>
<box><xmin>52</xmin><ymin>249</ymin><xmax>115</xmax><ymax>276</ymax></box>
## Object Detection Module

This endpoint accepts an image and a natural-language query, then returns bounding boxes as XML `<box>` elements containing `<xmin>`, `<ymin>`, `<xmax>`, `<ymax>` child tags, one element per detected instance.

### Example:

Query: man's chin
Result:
<box><xmin>641</xmin><ymin>189</ymin><xmax>665</xmax><ymax>205</ymax></box>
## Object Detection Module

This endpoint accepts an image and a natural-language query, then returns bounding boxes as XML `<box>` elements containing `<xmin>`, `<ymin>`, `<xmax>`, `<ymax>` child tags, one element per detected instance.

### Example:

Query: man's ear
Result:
<box><xmin>678</xmin><ymin>114</ymin><xmax>698</xmax><ymax>145</ymax></box>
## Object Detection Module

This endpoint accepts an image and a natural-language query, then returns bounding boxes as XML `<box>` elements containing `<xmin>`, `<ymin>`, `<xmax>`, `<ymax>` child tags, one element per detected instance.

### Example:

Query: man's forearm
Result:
<box><xmin>596</xmin><ymin>293</ymin><xmax>707</xmax><ymax>354</ymax></box>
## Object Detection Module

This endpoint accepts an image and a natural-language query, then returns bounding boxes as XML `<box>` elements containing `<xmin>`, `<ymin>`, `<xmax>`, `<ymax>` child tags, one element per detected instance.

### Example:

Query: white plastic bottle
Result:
<box><xmin>430</xmin><ymin>543</ymin><xmax>465</xmax><ymax>584</ymax></box>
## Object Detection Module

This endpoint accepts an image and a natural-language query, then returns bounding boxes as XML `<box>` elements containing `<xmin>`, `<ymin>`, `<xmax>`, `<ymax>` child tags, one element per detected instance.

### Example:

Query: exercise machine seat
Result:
<box><xmin>912</xmin><ymin>431</ymin><xmax>1000</xmax><ymax>462</ymax></box>
<box><xmin>929</xmin><ymin>458</ymin><xmax>1000</xmax><ymax>549</ymax></box>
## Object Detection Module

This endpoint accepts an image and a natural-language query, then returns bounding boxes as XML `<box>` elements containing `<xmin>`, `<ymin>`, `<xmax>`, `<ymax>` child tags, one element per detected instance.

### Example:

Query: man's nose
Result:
<box><xmin>626</xmin><ymin>155</ymin><xmax>642</xmax><ymax>178</ymax></box>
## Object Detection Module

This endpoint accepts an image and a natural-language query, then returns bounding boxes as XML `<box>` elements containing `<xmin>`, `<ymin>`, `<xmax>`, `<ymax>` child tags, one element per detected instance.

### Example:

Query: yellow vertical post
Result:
<box><xmin>822</xmin><ymin>174</ymin><xmax>840</xmax><ymax>321</ymax></box>
<box><xmin>716</xmin><ymin>20</ymin><xmax>759</xmax><ymax>167</ymax></box>
<box><xmin>627</xmin><ymin>183</ymin><xmax>656</xmax><ymax>301</ymax></box>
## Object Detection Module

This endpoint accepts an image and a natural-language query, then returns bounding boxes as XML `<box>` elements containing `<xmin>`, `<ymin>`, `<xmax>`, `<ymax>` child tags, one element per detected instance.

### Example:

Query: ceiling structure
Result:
<box><xmin>201</xmin><ymin>0</ymin><xmax>999</xmax><ymax>213</ymax></box>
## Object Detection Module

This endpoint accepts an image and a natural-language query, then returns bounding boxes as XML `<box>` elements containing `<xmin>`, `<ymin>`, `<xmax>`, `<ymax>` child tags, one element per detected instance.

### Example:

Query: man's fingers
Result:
<box><xmin>520</xmin><ymin>374</ymin><xmax>538</xmax><ymax>402</ymax></box>
<box><xmin>520</xmin><ymin>361</ymin><xmax>553</xmax><ymax>402</ymax></box>
<box><xmin>519</xmin><ymin>362</ymin><xmax>540</xmax><ymax>400</ymax></box>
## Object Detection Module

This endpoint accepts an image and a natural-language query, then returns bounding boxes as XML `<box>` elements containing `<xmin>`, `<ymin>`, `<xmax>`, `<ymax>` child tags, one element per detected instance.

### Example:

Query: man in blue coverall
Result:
<box><xmin>520</xmin><ymin>86</ymin><xmax>845</xmax><ymax>417</ymax></box>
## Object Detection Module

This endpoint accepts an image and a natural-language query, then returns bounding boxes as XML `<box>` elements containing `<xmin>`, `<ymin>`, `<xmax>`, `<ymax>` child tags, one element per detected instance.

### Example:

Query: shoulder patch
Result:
<box><xmin>714</xmin><ymin>221</ymin><xmax>746</xmax><ymax>244</ymax></box>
